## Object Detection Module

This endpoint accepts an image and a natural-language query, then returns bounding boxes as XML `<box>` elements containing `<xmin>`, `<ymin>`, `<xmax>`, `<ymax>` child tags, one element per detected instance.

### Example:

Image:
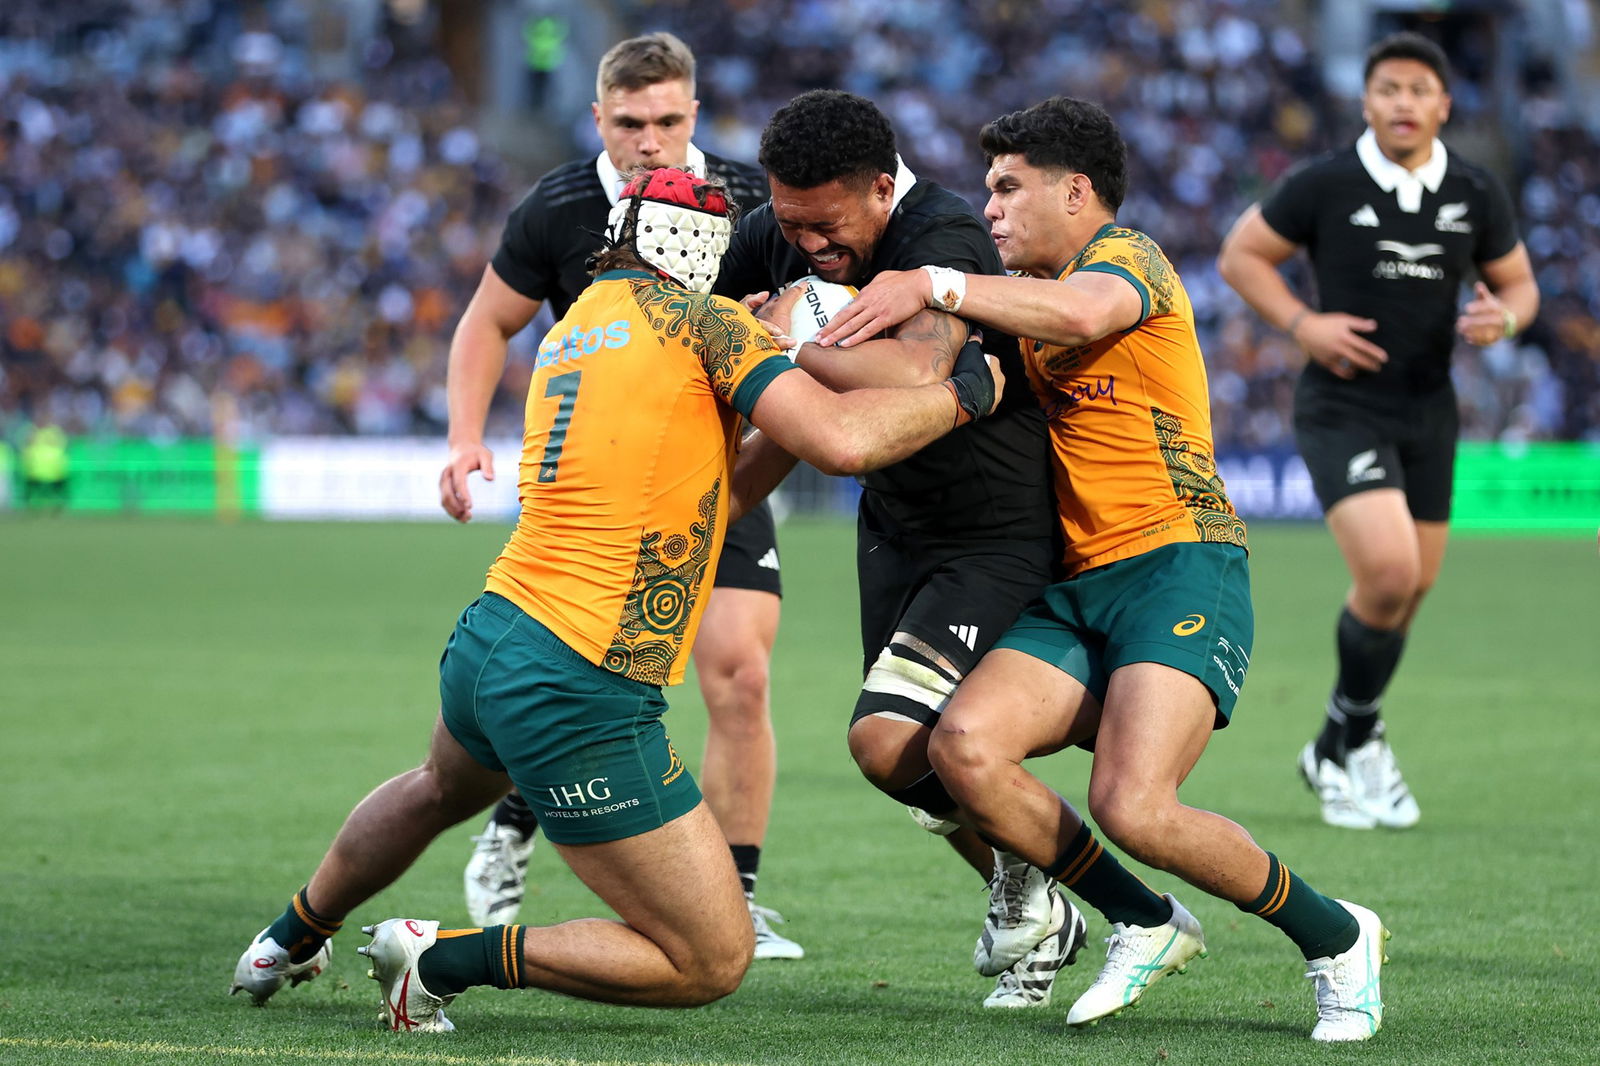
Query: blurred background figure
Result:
<box><xmin>20</xmin><ymin>418</ymin><xmax>69</xmax><ymax>512</ymax></box>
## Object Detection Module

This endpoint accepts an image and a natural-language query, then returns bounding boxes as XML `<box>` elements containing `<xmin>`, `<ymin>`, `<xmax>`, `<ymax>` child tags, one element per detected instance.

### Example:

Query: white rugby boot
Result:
<box><xmin>1343</xmin><ymin>724</ymin><xmax>1420</xmax><ymax>828</ymax></box>
<box><xmin>464</xmin><ymin>818</ymin><xmax>535</xmax><ymax>926</ymax></box>
<box><xmin>982</xmin><ymin>892</ymin><xmax>1087</xmax><ymax>1008</ymax></box>
<box><xmin>359</xmin><ymin>919</ymin><xmax>456</xmax><ymax>1033</ymax></box>
<box><xmin>229</xmin><ymin>928</ymin><xmax>332</xmax><ymax>1005</ymax></box>
<box><xmin>1298</xmin><ymin>742</ymin><xmax>1378</xmax><ymax>829</ymax></box>
<box><xmin>749</xmin><ymin>899</ymin><xmax>805</xmax><ymax>960</ymax></box>
<box><xmin>974</xmin><ymin>850</ymin><xmax>1057</xmax><ymax>976</ymax></box>
<box><xmin>1066</xmin><ymin>893</ymin><xmax>1206</xmax><ymax>1027</ymax></box>
<box><xmin>1306</xmin><ymin>900</ymin><xmax>1390</xmax><ymax>1042</ymax></box>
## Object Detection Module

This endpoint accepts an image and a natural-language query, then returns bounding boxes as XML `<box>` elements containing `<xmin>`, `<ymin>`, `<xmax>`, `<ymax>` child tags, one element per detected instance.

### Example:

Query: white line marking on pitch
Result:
<box><xmin>0</xmin><ymin>1037</ymin><xmax>752</xmax><ymax>1066</ymax></box>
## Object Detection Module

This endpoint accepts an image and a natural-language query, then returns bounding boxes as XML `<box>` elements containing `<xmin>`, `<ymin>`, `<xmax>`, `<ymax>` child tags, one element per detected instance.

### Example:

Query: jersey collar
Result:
<box><xmin>889</xmin><ymin>154</ymin><xmax>917</xmax><ymax>213</ymax></box>
<box><xmin>1356</xmin><ymin>127</ymin><xmax>1447</xmax><ymax>214</ymax></box>
<box><xmin>596</xmin><ymin>143</ymin><xmax>710</xmax><ymax>207</ymax></box>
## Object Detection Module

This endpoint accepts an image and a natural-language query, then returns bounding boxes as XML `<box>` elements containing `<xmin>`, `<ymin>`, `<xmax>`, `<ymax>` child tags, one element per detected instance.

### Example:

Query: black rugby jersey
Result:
<box><xmin>717</xmin><ymin>180</ymin><xmax>1054</xmax><ymax>541</ymax></box>
<box><xmin>1261</xmin><ymin>137</ymin><xmax>1519</xmax><ymax>405</ymax></box>
<box><xmin>492</xmin><ymin>150</ymin><xmax>769</xmax><ymax>320</ymax></box>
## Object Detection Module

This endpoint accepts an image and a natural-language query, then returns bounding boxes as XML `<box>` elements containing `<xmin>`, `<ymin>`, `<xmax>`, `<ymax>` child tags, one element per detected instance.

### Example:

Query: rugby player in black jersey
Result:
<box><xmin>719</xmin><ymin>89</ymin><xmax>1149</xmax><ymax>1007</ymax></box>
<box><xmin>1218</xmin><ymin>32</ymin><xmax>1538</xmax><ymax>831</ymax></box>
<box><xmin>437</xmin><ymin>32</ymin><xmax>802</xmax><ymax>960</ymax></box>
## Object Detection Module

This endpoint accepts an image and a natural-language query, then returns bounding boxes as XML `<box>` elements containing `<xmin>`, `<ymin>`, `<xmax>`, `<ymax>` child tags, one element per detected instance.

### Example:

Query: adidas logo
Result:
<box><xmin>1346</xmin><ymin>449</ymin><xmax>1387</xmax><ymax>485</ymax></box>
<box><xmin>756</xmin><ymin>547</ymin><xmax>780</xmax><ymax>571</ymax></box>
<box><xmin>948</xmin><ymin>624</ymin><xmax>978</xmax><ymax>650</ymax></box>
<box><xmin>1349</xmin><ymin>204</ymin><xmax>1379</xmax><ymax>227</ymax></box>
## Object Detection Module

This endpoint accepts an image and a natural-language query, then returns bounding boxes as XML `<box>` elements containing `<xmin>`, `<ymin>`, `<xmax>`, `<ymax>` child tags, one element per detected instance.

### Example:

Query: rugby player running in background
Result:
<box><xmin>1217</xmin><ymin>32</ymin><xmax>1537</xmax><ymax>830</ymax></box>
<box><xmin>438</xmin><ymin>33</ymin><xmax>802</xmax><ymax>958</ymax></box>
<box><xmin>824</xmin><ymin>96</ymin><xmax>1390</xmax><ymax>1042</ymax></box>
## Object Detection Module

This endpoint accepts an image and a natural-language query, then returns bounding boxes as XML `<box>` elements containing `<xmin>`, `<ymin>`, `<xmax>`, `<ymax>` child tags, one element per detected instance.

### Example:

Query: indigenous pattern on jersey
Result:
<box><xmin>1023</xmin><ymin>224</ymin><xmax>1246</xmax><ymax>575</ymax></box>
<box><xmin>1261</xmin><ymin>134</ymin><xmax>1520</xmax><ymax>406</ymax></box>
<box><xmin>484</xmin><ymin>270</ymin><xmax>795</xmax><ymax>686</ymax></box>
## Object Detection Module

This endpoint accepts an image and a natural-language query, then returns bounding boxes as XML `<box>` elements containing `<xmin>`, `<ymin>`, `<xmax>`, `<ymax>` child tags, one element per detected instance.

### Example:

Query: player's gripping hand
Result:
<box><xmin>1455</xmin><ymin>282</ymin><xmax>1511</xmax><ymax>347</ymax></box>
<box><xmin>440</xmin><ymin>442</ymin><xmax>494</xmax><ymax>523</ymax></box>
<box><xmin>744</xmin><ymin>287</ymin><xmax>802</xmax><ymax>352</ymax></box>
<box><xmin>816</xmin><ymin>268</ymin><xmax>924</xmax><ymax>348</ymax></box>
<box><xmin>1293</xmin><ymin>311</ymin><xmax>1388</xmax><ymax>379</ymax></box>
<box><xmin>945</xmin><ymin>336</ymin><xmax>1004</xmax><ymax>427</ymax></box>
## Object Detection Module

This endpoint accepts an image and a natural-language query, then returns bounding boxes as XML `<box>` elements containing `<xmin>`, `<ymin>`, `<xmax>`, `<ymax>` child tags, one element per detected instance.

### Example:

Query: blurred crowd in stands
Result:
<box><xmin>2</xmin><ymin>0</ymin><xmax>1597</xmax><ymax>449</ymax></box>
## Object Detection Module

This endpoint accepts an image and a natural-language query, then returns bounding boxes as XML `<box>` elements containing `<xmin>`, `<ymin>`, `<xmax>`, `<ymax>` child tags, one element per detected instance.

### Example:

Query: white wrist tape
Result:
<box><xmin>922</xmin><ymin>264</ymin><xmax>966</xmax><ymax>314</ymax></box>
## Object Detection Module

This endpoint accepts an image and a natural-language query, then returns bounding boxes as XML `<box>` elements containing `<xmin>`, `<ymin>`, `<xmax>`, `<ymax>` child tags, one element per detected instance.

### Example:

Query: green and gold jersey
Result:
<box><xmin>485</xmin><ymin>270</ymin><xmax>795</xmax><ymax>685</ymax></box>
<box><xmin>1020</xmin><ymin>225</ymin><xmax>1246</xmax><ymax>576</ymax></box>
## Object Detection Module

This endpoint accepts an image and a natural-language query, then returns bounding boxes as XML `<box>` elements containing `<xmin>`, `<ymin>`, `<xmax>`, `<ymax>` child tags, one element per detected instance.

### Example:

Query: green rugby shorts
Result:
<box><xmin>439</xmin><ymin>592</ymin><xmax>701</xmax><ymax>844</ymax></box>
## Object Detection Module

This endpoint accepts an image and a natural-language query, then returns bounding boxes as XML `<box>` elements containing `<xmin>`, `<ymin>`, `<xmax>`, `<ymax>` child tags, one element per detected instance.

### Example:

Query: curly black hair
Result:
<box><xmin>758</xmin><ymin>90</ymin><xmax>897</xmax><ymax>190</ymax></box>
<box><xmin>978</xmin><ymin>96</ymin><xmax>1127</xmax><ymax>213</ymax></box>
<box><xmin>1364</xmin><ymin>31</ymin><xmax>1450</xmax><ymax>91</ymax></box>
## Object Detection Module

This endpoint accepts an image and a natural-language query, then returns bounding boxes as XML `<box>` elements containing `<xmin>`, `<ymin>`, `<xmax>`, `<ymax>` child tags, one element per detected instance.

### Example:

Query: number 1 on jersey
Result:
<box><xmin>537</xmin><ymin>370</ymin><xmax>581</xmax><ymax>483</ymax></box>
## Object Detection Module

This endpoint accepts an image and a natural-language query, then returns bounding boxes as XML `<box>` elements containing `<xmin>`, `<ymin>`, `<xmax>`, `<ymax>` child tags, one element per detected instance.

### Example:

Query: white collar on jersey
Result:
<box><xmin>1356</xmin><ymin>127</ymin><xmax>1447</xmax><ymax>214</ymax></box>
<box><xmin>596</xmin><ymin>142</ymin><xmax>710</xmax><ymax>206</ymax></box>
<box><xmin>889</xmin><ymin>154</ymin><xmax>917</xmax><ymax>212</ymax></box>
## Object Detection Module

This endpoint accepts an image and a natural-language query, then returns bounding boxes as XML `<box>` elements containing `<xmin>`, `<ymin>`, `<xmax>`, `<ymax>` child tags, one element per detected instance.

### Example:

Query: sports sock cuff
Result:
<box><xmin>729</xmin><ymin>843</ymin><xmax>762</xmax><ymax>879</ymax></box>
<box><xmin>485</xmin><ymin>924</ymin><xmax>526</xmax><ymax>989</ymax></box>
<box><xmin>293</xmin><ymin>887</ymin><xmax>343</xmax><ymax>936</ymax></box>
<box><xmin>1043</xmin><ymin>822</ymin><xmax>1102</xmax><ymax>886</ymax></box>
<box><xmin>496</xmin><ymin>792</ymin><xmax>539</xmax><ymax>835</ymax></box>
<box><xmin>1242</xmin><ymin>853</ymin><xmax>1289</xmax><ymax>917</ymax></box>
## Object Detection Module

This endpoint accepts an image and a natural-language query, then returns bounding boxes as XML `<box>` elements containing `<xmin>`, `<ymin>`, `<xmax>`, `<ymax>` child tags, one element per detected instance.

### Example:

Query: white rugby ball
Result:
<box><xmin>783</xmin><ymin>275</ymin><xmax>859</xmax><ymax>346</ymax></box>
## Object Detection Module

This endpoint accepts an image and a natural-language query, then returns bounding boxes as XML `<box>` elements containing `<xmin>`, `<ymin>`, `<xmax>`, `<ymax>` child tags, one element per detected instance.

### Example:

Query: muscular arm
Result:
<box><xmin>1218</xmin><ymin>205</ymin><xmax>1386</xmax><ymax>378</ymax></box>
<box><xmin>817</xmin><ymin>266</ymin><xmax>1140</xmax><ymax>350</ymax></box>
<box><xmin>439</xmin><ymin>264</ymin><xmax>542</xmax><ymax>521</ymax></box>
<box><xmin>795</xmin><ymin>306</ymin><xmax>966</xmax><ymax>389</ymax></box>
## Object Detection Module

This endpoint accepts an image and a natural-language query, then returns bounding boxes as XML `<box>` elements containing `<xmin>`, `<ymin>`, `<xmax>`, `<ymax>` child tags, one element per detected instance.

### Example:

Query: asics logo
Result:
<box><xmin>405</xmin><ymin>920</ymin><xmax>425</xmax><ymax>938</ymax></box>
<box><xmin>1375</xmin><ymin>240</ymin><xmax>1445</xmax><ymax>262</ymax></box>
<box><xmin>390</xmin><ymin>971</ymin><xmax>418</xmax><ymax>1030</ymax></box>
<box><xmin>252</xmin><ymin>957</ymin><xmax>276</xmax><ymax>969</ymax></box>
<box><xmin>1172</xmin><ymin>614</ymin><xmax>1206</xmax><ymax>636</ymax></box>
<box><xmin>1349</xmin><ymin>204</ymin><xmax>1379</xmax><ymax>227</ymax></box>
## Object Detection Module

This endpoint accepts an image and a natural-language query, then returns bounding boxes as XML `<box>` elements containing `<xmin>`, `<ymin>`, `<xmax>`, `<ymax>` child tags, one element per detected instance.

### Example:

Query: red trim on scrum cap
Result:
<box><xmin>620</xmin><ymin>167</ymin><xmax>730</xmax><ymax>216</ymax></box>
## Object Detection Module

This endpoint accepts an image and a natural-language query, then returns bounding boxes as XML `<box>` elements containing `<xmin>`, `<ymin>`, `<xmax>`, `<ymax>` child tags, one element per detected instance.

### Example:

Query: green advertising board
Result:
<box><xmin>1452</xmin><ymin>442</ymin><xmax>1600</xmax><ymax>532</ymax></box>
<box><xmin>57</xmin><ymin>439</ymin><xmax>261</xmax><ymax>515</ymax></box>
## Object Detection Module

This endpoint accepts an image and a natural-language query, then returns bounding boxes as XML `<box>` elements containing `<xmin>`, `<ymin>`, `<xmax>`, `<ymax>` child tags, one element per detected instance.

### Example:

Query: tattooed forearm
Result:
<box><xmin>890</xmin><ymin>308</ymin><xmax>962</xmax><ymax>378</ymax></box>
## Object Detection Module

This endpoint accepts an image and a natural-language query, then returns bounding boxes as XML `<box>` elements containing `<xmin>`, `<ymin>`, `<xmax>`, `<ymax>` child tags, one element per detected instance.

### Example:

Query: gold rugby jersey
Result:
<box><xmin>1020</xmin><ymin>225</ymin><xmax>1246</xmax><ymax>576</ymax></box>
<box><xmin>485</xmin><ymin>270</ymin><xmax>795</xmax><ymax>685</ymax></box>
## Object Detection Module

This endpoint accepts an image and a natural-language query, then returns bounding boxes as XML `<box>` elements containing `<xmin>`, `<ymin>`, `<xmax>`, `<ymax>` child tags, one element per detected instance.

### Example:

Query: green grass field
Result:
<box><xmin>1</xmin><ymin>516</ymin><xmax>1596</xmax><ymax>1065</ymax></box>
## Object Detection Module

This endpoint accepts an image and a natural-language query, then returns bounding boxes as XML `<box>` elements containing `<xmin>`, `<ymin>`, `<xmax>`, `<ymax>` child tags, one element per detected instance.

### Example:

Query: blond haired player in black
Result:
<box><xmin>1219</xmin><ymin>32</ymin><xmax>1538</xmax><ymax>830</ymax></box>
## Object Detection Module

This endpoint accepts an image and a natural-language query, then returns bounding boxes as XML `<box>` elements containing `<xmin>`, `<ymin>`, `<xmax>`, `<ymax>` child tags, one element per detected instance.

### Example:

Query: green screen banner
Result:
<box><xmin>60</xmin><ymin>439</ymin><xmax>261</xmax><ymax>515</ymax></box>
<box><xmin>1452</xmin><ymin>442</ymin><xmax>1600</xmax><ymax>531</ymax></box>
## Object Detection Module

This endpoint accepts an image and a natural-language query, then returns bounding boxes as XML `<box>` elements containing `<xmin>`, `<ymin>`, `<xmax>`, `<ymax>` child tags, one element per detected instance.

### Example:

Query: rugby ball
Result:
<box><xmin>783</xmin><ymin>275</ymin><xmax>859</xmax><ymax>346</ymax></box>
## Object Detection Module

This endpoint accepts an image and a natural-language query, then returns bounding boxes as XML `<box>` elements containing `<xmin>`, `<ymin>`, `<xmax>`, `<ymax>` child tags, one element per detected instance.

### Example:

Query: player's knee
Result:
<box><xmin>681</xmin><ymin>946</ymin><xmax>750</xmax><ymax>1005</ymax></box>
<box><xmin>703</xmin><ymin>660</ymin><xmax>772</xmax><ymax>733</ymax></box>
<box><xmin>926</xmin><ymin>725</ymin><xmax>999</xmax><ymax>802</ymax></box>
<box><xmin>1087</xmin><ymin>781</ymin><xmax>1174</xmax><ymax>863</ymax></box>
<box><xmin>1356</xmin><ymin>560</ymin><xmax>1422</xmax><ymax>618</ymax></box>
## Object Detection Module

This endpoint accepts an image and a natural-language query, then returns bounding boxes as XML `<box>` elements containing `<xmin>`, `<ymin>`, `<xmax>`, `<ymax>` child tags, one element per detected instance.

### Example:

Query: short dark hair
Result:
<box><xmin>979</xmin><ymin>96</ymin><xmax>1127</xmax><ymax>213</ymax></box>
<box><xmin>758</xmin><ymin>90</ymin><xmax>897</xmax><ymax>190</ymax></box>
<box><xmin>1363</xmin><ymin>31</ymin><xmax>1450</xmax><ymax>90</ymax></box>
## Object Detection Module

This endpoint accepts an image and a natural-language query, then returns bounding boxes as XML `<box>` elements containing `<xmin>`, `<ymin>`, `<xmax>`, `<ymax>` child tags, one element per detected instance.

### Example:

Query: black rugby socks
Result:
<box><xmin>1315</xmin><ymin>607</ymin><xmax>1406</xmax><ymax>761</ymax></box>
